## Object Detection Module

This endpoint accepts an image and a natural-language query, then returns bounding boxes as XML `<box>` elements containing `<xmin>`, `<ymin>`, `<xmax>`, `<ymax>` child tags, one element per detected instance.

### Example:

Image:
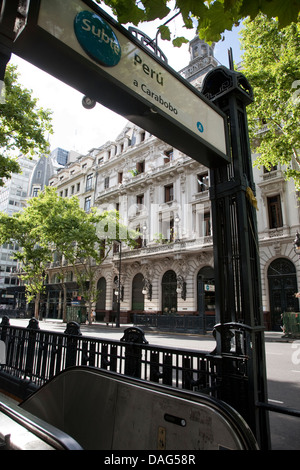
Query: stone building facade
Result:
<box><xmin>43</xmin><ymin>36</ymin><xmax>300</xmax><ymax>329</ymax></box>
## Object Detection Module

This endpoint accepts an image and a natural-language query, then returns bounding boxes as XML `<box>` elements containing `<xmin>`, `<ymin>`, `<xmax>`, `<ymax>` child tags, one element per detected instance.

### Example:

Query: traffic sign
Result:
<box><xmin>204</xmin><ymin>284</ymin><xmax>215</xmax><ymax>292</ymax></box>
<box><xmin>11</xmin><ymin>0</ymin><xmax>230</xmax><ymax>168</ymax></box>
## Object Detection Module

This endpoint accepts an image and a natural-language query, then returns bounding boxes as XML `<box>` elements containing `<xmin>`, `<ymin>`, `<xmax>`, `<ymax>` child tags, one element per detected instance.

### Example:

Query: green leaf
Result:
<box><xmin>143</xmin><ymin>0</ymin><xmax>170</xmax><ymax>21</ymax></box>
<box><xmin>172</xmin><ymin>36</ymin><xmax>189</xmax><ymax>47</ymax></box>
<box><xmin>158</xmin><ymin>24</ymin><xmax>171</xmax><ymax>40</ymax></box>
<box><xmin>103</xmin><ymin>0</ymin><xmax>145</xmax><ymax>25</ymax></box>
<box><xmin>197</xmin><ymin>2</ymin><xmax>236</xmax><ymax>42</ymax></box>
<box><xmin>239</xmin><ymin>0</ymin><xmax>300</xmax><ymax>27</ymax></box>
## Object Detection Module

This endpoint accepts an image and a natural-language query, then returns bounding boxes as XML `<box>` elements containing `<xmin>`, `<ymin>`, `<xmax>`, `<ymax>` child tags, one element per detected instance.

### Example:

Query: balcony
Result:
<box><xmin>114</xmin><ymin>236</ymin><xmax>213</xmax><ymax>262</ymax></box>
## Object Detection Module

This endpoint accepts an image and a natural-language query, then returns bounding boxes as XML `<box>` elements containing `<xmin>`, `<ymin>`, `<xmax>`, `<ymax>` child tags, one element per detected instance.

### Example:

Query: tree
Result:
<box><xmin>95</xmin><ymin>0</ymin><xmax>299</xmax><ymax>44</ymax></box>
<box><xmin>0</xmin><ymin>187</ymin><xmax>137</xmax><ymax>321</ymax></box>
<box><xmin>0</xmin><ymin>211</ymin><xmax>52</xmax><ymax>318</ymax></box>
<box><xmin>240</xmin><ymin>15</ymin><xmax>300</xmax><ymax>188</ymax></box>
<box><xmin>0</xmin><ymin>64</ymin><xmax>53</xmax><ymax>186</ymax></box>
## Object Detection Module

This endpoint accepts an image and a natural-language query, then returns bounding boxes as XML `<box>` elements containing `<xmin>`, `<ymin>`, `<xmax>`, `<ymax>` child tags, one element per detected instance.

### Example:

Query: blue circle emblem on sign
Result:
<box><xmin>74</xmin><ymin>11</ymin><xmax>121</xmax><ymax>67</ymax></box>
<box><xmin>197</xmin><ymin>121</ymin><xmax>204</xmax><ymax>133</ymax></box>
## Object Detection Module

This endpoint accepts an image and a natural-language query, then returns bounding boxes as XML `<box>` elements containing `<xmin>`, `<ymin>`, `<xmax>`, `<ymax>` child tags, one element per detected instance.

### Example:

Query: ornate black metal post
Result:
<box><xmin>120</xmin><ymin>327</ymin><xmax>148</xmax><ymax>378</ymax></box>
<box><xmin>0</xmin><ymin>1</ymin><xmax>29</xmax><ymax>80</ymax></box>
<box><xmin>202</xmin><ymin>66</ymin><xmax>271</xmax><ymax>449</ymax></box>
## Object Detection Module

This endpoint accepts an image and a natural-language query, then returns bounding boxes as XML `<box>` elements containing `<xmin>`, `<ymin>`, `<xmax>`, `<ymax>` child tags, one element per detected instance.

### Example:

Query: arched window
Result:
<box><xmin>96</xmin><ymin>277</ymin><xmax>106</xmax><ymax>311</ymax></box>
<box><xmin>132</xmin><ymin>273</ymin><xmax>144</xmax><ymax>311</ymax></box>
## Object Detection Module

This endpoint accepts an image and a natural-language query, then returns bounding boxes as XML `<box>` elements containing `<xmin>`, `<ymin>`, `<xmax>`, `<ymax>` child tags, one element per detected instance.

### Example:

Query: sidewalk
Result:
<box><xmin>4</xmin><ymin>317</ymin><xmax>294</xmax><ymax>344</ymax></box>
<box><xmin>42</xmin><ymin>318</ymin><xmax>295</xmax><ymax>342</ymax></box>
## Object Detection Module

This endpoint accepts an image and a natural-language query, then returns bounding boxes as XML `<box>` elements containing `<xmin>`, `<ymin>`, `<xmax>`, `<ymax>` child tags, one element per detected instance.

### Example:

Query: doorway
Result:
<box><xmin>268</xmin><ymin>258</ymin><xmax>299</xmax><ymax>330</ymax></box>
<box><xmin>162</xmin><ymin>270</ymin><xmax>177</xmax><ymax>313</ymax></box>
<box><xmin>132</xmin><ymin>273</ymin><xmax>144</xmax><ymax>311</ymax></box>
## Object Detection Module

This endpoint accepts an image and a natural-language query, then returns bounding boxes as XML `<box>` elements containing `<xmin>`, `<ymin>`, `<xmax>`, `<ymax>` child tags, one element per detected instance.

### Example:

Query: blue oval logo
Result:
<box><xmin>74</xmin><ymin>11</ymin><xmax>121</xmax><ymax>67</ymax></box>
<box><xmin>197</xmin><ymin>121</ymin><xmax>204</xmax><ymax>133</ymax></box>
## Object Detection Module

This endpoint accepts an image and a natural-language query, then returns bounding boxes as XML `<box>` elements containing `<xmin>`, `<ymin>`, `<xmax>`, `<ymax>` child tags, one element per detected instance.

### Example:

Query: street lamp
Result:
<box><xmin>293</xmin><ymin>232</ymin><xmax>300</xmax><ymax>258</ymax></box>
<box><xmin>176</xmin><ymin>275</ymin><xmax>186</xmax><ymax>300</ymax></box>
<box><xmin>115</xmin><ymin>240</ymin><xmax>122</xmax><ymax>328</ymax></box>
<box><xmin>142</xmin><ymin>278</ymin><xmax>152</xmax><ymax>300</ymax></box>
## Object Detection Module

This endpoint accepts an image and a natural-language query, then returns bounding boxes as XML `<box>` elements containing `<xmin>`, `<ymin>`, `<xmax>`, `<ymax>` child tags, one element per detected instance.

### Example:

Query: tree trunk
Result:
<box><xmin>34</xmin><ymin>292</ymin><xmax>40</xmax><ymax>319</ymax></box>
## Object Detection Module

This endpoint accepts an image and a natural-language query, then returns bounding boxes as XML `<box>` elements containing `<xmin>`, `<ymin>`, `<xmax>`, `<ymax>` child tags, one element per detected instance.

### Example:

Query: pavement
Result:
<box><xmin>1</xmin><ymin>317</ymin><xmax>294</xmax><ymax>350</ymax></box>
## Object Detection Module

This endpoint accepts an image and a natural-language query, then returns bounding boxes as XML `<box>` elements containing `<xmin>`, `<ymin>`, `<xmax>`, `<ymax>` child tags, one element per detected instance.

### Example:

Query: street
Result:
<box><xmin>264</xmin><ymin>341</ymin><xmax>300</xmax><ymax>450</ymax></box>
<box><xmin>4</xmin><ymin>319</ymin><xmax>300</xmax><ymax>450</ymax></box>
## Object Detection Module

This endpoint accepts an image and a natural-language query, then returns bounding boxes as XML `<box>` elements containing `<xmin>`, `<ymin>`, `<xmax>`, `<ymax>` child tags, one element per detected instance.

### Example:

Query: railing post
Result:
<box><xmin>25</xmin><ymin>317</ymin><xmax>40</xmax><ymax>378</ymax></box>
<box><xmin>0</xmin><ymin>316</ymin><xmax>10</xmax><ymax>342</ymax></box>
<box><xmin>120</xmin><ymin>327</ymin><xmax>148</xmax><ymax>378</ymax></box>
<box><xmin>64</xmin><ymin>321</ymin><xmax>82</xmax><ymax>369</ymax></box>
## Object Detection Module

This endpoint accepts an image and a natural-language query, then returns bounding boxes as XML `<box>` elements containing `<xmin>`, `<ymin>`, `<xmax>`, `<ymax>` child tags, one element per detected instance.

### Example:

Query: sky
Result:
<box><xmin>9</xmin><ymin>6</ymin><xmax>244</xmax><ymax>156</ymax></box>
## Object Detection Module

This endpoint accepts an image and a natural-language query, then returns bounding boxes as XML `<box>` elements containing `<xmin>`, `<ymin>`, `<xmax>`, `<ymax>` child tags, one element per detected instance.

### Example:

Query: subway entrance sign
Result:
<box><xmin>9</xmin><ymin>0</ymin><xmax>229</xmax><ymax>168</ymax></box>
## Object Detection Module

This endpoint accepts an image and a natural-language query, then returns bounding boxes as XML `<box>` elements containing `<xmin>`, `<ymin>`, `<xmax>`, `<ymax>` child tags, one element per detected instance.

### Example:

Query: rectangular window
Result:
<box><xmin>118</xmin><ymin>172</ymin><xmax>123</xmax><ymax>184</ymax></box>
<box><xmin>137</xmin><ymin>194</ymin><xmax>144</xmax><ymax>206</ymax></box>
<box><xmin>84</xmin><ymin>196</ymin><xmax>91</xmax><ymax>213</ymax></box>
<box><xmin>263</xmin><ymin>165</ymin><xmax>277</xmax><ymax>173</ymax></box>
<box><xmin>164</xmin><ymin>184</ymin><xmax>174</xmax><ymax>203</ymax></box>
<box><xmin>134</xmin><ymin>226</ymin><xmax>143</xmax><ymax>249</ymax></box>
<box><xmin>164</xmin><ymin>149</ymin><xmax>173</xmax><ymax>163</ymax></box>
<box><xmin>136</xmin><ymin>161</ymin><xmax>145</xmax><ymax>174</ymax></box>
<box><xmin>86</xmin><ymin>173</ymin><xmax>93</xmax><ymax>191</ymax></box>
<box><xmin>169</xmin><ymin>217</ymin><xmax>174</xmax><ymax>242</ymax></box>
<box><xmin>267</xmin><ymin>195</ymin><xmax>283</xmax><ymax>228</ymax></box>
<box><xmin>197</xmin><ymin>173</ymin><xmax>209</xmax><ymax>192</ymax></box>
<box><xmin>203</xmin><ymin>211</ymin><xmax>211</xmax><ymax>236</ymax></box>
<box><xmin>104</xmin><ymin>177</ymin><xmax>110</xmax><ymax>189</ymax></box>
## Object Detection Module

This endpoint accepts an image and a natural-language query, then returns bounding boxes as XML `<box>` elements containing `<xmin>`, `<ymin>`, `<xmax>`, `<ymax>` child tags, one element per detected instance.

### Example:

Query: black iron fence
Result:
<box><xmin>133</xmin><ymin>313</ymin><xmax>216</xmax><ymax>333</ymax></box>
<box><xmin>2</xmin><ymin>316</ymin><xmax>300</xmax><ymax>449</ymax></box>
<box><xmin>0</xmin><ymin>316</ymin><xmax>248</xmax><ymax>404</ymax></box>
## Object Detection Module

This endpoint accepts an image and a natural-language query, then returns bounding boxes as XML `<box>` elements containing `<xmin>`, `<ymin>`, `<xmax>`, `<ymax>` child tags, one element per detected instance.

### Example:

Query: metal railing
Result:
<box><xmin>0</xmin><ymin>316</ymin><xmax>244</xmax><ymax>399</ymax></box>
<box><xmin>133</xmin><ymin>313</ymin><xmax>216</xmax><ymax>333</ymax></box>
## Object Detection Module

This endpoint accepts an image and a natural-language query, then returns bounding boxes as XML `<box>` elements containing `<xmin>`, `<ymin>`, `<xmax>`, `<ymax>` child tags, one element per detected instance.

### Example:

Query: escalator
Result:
<box><xmin>5</xmin><ymin>367</ymin><xmax>259</xmax><ymax>450</ymax></box>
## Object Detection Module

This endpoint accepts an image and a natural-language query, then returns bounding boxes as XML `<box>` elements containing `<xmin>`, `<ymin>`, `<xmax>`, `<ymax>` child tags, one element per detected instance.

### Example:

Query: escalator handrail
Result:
<box><xmin>0</xmin><ymin>398</ymin><xmax>83</xmax><ymax>450</ymax></box>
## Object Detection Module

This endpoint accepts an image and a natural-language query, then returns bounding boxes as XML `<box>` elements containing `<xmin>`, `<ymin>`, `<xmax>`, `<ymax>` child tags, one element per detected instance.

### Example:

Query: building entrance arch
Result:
<box><xmin>162</xmin><ymin>270</ymin><xmax>177</xmax><ymax>313</ymax></box>
<box><xmin>132</xmin><ymin>273</ymin><xmax>144</xmax><ymax>311</ymax></box>
<box><xmin>268</xmin><ymin>258</ymin><xmax>299</xmax><ymax>330</ymax></box>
